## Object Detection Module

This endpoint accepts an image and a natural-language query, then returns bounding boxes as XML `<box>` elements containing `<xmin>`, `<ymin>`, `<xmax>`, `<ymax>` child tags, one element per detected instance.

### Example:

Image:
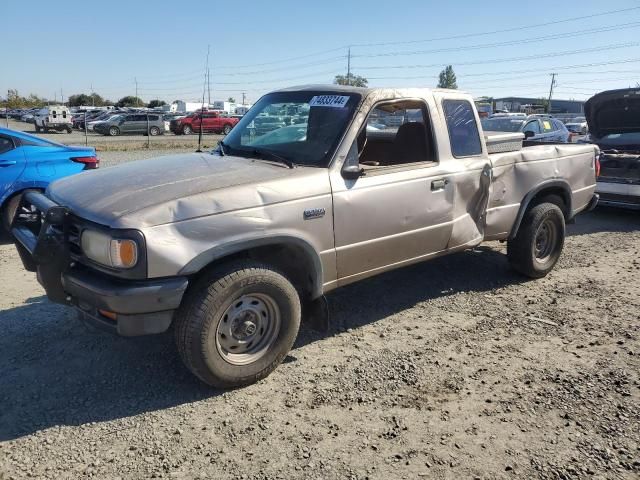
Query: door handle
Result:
<box><xmin>0</xmin><ymin>160</ymin><xmax>17</xmax><ymax>167</ymax></box>
<box><xmin>431</xmin><ymin>179</ymin><xmax>447</xmax><ymax>191</ymax></box>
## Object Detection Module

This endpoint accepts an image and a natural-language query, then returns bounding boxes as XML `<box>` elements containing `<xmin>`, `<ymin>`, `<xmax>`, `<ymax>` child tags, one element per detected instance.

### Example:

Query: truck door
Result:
<box><xmin>438</xmin><ymin>97</ymin><xmax>492</xmax><ymax>250</ymax></box>
<box><xmin>0</xmin><ymin>134</ymin><xmax>27</xmax><ymax>199</ymax></box>
<box><xmin>330</xmin><ymin>97</ymin><xmax>456</xmax><ymax>284</ymax></box>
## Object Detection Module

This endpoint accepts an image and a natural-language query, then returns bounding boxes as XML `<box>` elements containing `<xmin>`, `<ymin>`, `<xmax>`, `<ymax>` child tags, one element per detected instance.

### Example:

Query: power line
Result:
<box><xmin>355</xmin><ymin>43</ymin><xmax>638</xmax><ymax>70</ymax></box>
<box><xmin>349</xmin><ymin>6</ymin><xmax>640</xmax><ymax>48</ymax></box>
<box><xmin>352</xmin><ymin>22</ymin><xmax>640</xmax><ymax>59</ymax></box>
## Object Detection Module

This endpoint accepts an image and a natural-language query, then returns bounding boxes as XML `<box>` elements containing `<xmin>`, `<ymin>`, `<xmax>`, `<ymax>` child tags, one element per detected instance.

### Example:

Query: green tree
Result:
<box><xmin>227</xmin><ymin>97</ymin><xmax>236</xmax><ymax>103</ymax></box>
<box><xmin>68</xmin><ymin>94</ymin><xmax>92</xmax><ymax>106</ymax></box>
<box><xmin>116</xmin><ymin>96</ymin><xmax>145</xmax><ymax>107</ymax></box>
<box><xmin>147</xmin><ymin>99</ymin><xmax>167</xmax><ymax>109</ymax></box>
<box><xmin>437</xmin><ymin>65</ymin><xmax>458</xmax><ymax>89</ymax></box>
<box><xmin>334</xmin><ymin>73</ymin><xmax>368</xmax><ymax>87</ymax></box>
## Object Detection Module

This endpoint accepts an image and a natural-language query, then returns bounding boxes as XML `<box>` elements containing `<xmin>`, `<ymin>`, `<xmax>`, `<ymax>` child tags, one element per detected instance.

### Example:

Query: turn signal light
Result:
<box><xmin>110</xmin><ymin>239</ymin><xmax>138</xmax><ymax>268</ymax></box>
<box><xmin>98</xmin><ymin>309</ymin><xmax>117</xmax><ymax>321</ymax></box>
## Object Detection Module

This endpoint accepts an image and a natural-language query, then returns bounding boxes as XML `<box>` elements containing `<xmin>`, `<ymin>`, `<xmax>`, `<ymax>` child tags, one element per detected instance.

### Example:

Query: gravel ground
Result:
<box><xmin>0</xmin><ymin>149</ymin><xmax>638</xmax><ymax>479</ymax></box>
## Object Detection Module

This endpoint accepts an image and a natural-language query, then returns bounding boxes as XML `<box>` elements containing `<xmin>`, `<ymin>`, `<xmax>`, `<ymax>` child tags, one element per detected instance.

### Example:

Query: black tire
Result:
<box><xmin>175</xmin><ymin>261</ymin><xmax>301</xmax><ymax>388</ymax></box>
<box><xmin>35</xmin><ymin>124</ymin><xmax>41</xmax><ymax>133</ymax></box>
<box><xmin>222</xmin><ymin>124</ymin><xmax>232</xmax><ymax>135</ymax></box>
<box><xmin>182</xmin><ymin>125</ymin><xmax>193</xmax><ymax>135</ymax></box>
<box><xmin>66</xmin><ymin>126</ymin><xmax>72</xmax><ymax>133</ymax></box>
<box><xmin>1</xmin><ymin>189</ymin><xmax>39</xmax><ymax>232</ymax></box>
<box><xmin>108</xmin><ymin>126</ymin><xmax>120</xmax><ymax>136</ymax></box>
<box><xmin>149</xmin><ymin>126</ymin><xmax>160</xmax><ymax>136</ymax></box>
<box><xmin>43</xmin><ymin>126</ymin><xmax>49</xmax><ymax>133</ymax></box>
<box><xmin>507</xmin><ymin>202</ymin><xmax>565</xmax><ymax>278</ymax></box>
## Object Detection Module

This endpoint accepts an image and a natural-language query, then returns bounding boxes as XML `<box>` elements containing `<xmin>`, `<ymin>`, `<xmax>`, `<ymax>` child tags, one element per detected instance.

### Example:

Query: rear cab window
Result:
<box><xmin>442</xmin><ymin>99</ymin><xmax>482</xmax><ymax>157</ymax></box>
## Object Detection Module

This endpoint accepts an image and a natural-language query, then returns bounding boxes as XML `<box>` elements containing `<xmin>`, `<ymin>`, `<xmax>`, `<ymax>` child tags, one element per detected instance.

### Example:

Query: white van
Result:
<box><xmin>35</xmin><ymin>105</ymin><xmax>73</xmax><ymax>133</ymax></box>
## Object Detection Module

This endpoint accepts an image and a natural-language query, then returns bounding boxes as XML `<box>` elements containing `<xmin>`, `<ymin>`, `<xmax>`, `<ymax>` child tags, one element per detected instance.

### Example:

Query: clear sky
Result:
<box><xmin>3</xmin><ymin>0</ymin><xmax>639</xmax><ymax>104</ymax></box>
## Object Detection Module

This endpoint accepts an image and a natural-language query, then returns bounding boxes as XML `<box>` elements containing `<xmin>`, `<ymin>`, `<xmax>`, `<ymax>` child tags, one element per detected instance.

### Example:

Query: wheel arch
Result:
<box><xmin>508</xmin><ymin>180</ymin><xmax>572</xmax><ymax>240</ymax></box>
<box><xmin>179</xmin><ymin>236</ymin><xmax>324</xmax><ymax>300</ymax></box>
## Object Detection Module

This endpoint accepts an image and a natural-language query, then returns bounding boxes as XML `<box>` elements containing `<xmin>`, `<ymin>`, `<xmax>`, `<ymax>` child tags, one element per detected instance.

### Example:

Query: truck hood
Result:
<box><xmin>47</xmin><ymin>152</ymin><xmax>328</xmax><ymax>228</ymax></box>
<box><xmin>585</xmin><ymin>88</ymin><xmax>640</xmax><ymax>138</ymax></box>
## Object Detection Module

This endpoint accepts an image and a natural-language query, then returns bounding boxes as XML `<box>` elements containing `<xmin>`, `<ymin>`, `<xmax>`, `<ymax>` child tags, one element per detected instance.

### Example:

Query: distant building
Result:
<box><xmin>494</xmin><ymin>97</ymin><xmax>584</xmax><ymax>114</ymax></box>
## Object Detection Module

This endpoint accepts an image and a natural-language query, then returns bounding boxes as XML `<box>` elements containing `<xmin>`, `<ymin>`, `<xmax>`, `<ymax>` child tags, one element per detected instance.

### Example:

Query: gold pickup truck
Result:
<box><xmin>11</xmin><ymin>85</ymin><xmax>599</xmax><ymax>388</ymax></box>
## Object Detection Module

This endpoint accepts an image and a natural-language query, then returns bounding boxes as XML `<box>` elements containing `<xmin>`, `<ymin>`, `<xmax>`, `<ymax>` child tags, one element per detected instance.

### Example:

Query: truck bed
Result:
<box><xmin>484</xmin><ymin>143</ymin><xmax>598</xmax><ymax>240</ymax></box>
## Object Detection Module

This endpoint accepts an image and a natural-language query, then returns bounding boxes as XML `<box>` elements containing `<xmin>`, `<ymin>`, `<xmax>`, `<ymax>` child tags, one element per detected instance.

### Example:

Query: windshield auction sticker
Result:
<box><xmin>309</xmin><ymin>95</ymin><xmax>350</xmax><ymax>108</ymax></box>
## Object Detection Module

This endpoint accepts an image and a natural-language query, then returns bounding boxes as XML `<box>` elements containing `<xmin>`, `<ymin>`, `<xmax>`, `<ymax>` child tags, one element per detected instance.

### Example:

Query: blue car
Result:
<box><xmin>0</xmin><ymin>127</ymin><xmax>98</xmax><ymax>230</ymax></box>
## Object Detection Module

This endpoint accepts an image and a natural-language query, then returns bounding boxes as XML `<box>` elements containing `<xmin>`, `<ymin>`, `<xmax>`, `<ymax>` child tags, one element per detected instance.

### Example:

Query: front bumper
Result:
<box><xmin>11</xmin><ymin>191</ymin><xmax>188</xmax><ymax>336</ymax></box>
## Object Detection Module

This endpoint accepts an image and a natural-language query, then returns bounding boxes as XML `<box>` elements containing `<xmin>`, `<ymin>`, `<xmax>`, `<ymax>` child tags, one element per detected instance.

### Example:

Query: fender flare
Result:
<box><xmin>178</xmin><ymin>235</ymin><xmax>325</xmax><ymax>299</ymax></box>
<box><xmin>508</xmin><ymin>179</ymin><xmax>572</xmax><ymax>240</ymax></box>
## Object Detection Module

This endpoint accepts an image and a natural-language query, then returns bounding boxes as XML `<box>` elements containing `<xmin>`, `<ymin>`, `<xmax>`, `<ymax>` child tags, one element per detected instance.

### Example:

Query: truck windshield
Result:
<box><xmin>221</xmin><ymin>91</ymin><xmax>361</xmax><ymax>167</ymax></box>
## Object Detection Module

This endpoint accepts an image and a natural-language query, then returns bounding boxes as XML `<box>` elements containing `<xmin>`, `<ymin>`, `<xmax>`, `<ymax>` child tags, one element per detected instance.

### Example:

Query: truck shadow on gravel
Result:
<box><xmin>1</xmin><ymin>207</ymin><xmax>637</xmax><ymax>441</ymax></box>
<box><xmin>0</xmin><ymin>246</ymin><xmax>521</xmax><ymax>441</ymax></box>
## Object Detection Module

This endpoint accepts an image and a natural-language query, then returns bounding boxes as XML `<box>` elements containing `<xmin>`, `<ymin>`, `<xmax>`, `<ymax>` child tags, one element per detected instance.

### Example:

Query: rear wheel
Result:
<box><xmin>507</xmin><ymin>202</ymin><xmax>565</xmax><ymax>278</ymax></box>
<box><xmin>149</xmin><ymin>126</ymin><xmax>160</xmax><ymax>136</ymax></box>
<box><xmin>182</xmin><ymin>125</ymin><xmax>193</xmax><ymax>135</ymax></box>
<box><xmin>175</xmin><ymin>261</ymin><xmax>301</xmax><ymax>388</ymax></box>
<box><xmin>108</xmin><ymin>126</ymin><xmax>120</xmax><ymax>136</ymax></box>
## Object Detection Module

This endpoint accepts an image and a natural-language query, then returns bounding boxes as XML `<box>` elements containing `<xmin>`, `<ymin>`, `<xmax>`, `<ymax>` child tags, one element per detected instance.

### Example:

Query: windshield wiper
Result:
<box><xmin>251</xmin><ymin>147</ymin><xmax>295</xmax><ymax>169</ymax></box>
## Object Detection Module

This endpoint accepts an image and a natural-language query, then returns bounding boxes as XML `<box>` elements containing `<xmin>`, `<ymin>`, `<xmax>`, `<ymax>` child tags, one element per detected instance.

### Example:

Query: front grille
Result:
<box><xmin>68</xmin><ymin>223</ymin><xmax>82</xmax><ymax>256</ymax></box>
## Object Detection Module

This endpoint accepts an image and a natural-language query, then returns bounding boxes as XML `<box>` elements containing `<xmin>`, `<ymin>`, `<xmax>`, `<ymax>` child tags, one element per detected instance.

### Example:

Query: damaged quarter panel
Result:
<box><xmin>484</xmin><ymin>143</ymin><xmax>598</xmax><ymax>239</ymax></box>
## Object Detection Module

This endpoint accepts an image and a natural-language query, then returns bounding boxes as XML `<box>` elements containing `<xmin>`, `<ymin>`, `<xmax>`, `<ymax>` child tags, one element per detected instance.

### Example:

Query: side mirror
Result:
<box><xmin>341</xmin><ymin>139</ymin><xmax>365</xmax><ymax>180</ymax></box>
<box><xmin>342</xmin><ymin>164</ymin><xmax>364</xmax><ymax>180</ymax></box>
<box><xmin>524</xmin><ymin>130</ymin><xmax>535</xmax><ymax>139</ymax></box>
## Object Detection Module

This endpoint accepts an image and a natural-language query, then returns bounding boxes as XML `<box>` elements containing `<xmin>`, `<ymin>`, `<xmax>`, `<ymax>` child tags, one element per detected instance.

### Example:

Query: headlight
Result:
<box><xmin>81</xmin><ymin>230</ymin><xmax>138</xmax><ymax>269</ymax></box>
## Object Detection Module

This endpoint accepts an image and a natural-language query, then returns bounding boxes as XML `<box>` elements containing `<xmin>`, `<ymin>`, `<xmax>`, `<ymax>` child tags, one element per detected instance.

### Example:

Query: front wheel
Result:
<box><xmin>222</xmin><ymin>124</ymin><xmax>232</xmax><ymax>135</ymax></box>
<box><xmin>182</xmin><ymin>125</ymin><xmax>193</xmax><ymax>135</ymax></box>
<box><xmin>149</xmin><ymin>126</ymin><xmax>160</xmax><ymax>136</ymax></box>
<box><xmin>507</xmin><ymin>202</ymin><xmax>565</xmax><ymax>278</ymax></box>
<box><xmin>175</xmin><ymin>261</ymin><xmax>301</xmax><ymax>388</ymax></box>
<box><xmin>108</xmin><ymin>126</ymin><xmax>120</xmax><ymax>136</ymax></box>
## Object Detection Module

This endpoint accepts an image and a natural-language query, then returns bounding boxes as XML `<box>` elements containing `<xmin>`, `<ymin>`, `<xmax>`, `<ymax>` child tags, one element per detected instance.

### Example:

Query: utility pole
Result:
<box><xmin>135</xmin><ymin>77</ymin><xmax>139</xmax><ymax>107</ymax></box>
<box><xmin>5</xmin><ymin>90</ymin><xmax>9</xmax><ymax>127</ymax></box>
<box><xmin>91</xmin><ymin>83</ymin><xmax>94</xmax><ymax>107</ymax></box>
<box><xmin>61</xmin><ymin>89</ymin><xmax>64</xmax><ymax>106</ymax></box>
<box><xmin>207</xmin><ymin>68</ymin><xmax>211</xmax><ymax>106</ymax></box>
<box><xmin>547</xmin><ymin>73</ymin><xmax>557</xmax><ymax>114</ymax></box>
<box><xmin>197</xmin><ymin>44</ymin><xmax>210</xmax><ymax>153</ymax></box>
<box><xmin>346</xmin><ymin>47</ymin><xmax>351</xmax><ymax>86</ymax></box>
<box><xmin>242</xmin><ymin>92</ymin><xmax>246</xmax><ymax>106</ymax></box>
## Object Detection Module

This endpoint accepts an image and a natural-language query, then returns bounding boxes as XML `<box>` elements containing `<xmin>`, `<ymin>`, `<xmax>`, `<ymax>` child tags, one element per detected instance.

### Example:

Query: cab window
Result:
<box><xmin>357</xmin><ymin>99</ymin><xmax>435</xmax><ymax>168</ymax></box>
<box><xmin>523</xmin><ymin>120</ymin><xmax>541</xmax><ymax>134</ymax></box>
<box><xmin>442</xmin><ymin>100</ymin><xmax>482</xmax><ymax>157</ymax></box>
<box><xmin>541</xmin><ymin>119</ymin><xmax>554</xmax><ymax>133</ymax></box>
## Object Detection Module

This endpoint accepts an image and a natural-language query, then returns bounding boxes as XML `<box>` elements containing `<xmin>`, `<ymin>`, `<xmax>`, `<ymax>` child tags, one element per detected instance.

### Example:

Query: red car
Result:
<box><xmin>170</xmin><ymin>111</ymin><xmax>238</xmax><ymax>135</ymax></box>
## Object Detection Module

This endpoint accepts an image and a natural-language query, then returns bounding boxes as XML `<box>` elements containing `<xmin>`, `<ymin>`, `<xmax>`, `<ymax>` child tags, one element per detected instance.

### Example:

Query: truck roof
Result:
<box><xmin>273</xmin><ymin>84</ymin><xmax>466</xmax><ymax>97</ymax></box>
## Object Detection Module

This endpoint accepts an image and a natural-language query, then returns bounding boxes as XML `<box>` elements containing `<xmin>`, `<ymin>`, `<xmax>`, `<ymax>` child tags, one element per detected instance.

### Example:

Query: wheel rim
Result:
<box><xmin>150</xmin><ymin>127</ymin><xmax>158</xmax><ymax>135</ymax></box>
<box><xmin>184</xmin><ymin>126</ymin><xmax>191</xmax><ymax>134</ymax></box>
<box><xmin>534</xmin><ymin>218</ymin><xmax>557</xmax><ymax>262</ymax></box>
<box><xmin>223</xmin><ymin>126</ymin><xmax>231</xmax><ymax>134</ymax></box>
<box><xmin>110</xmin><ymin>127</ymin><xmax>118</xmax><ymax>136</ymax></box>
<box><xmin>215</xmin><ymin>293</ymin><xmax>281</xmax><ymax>366</ymax></box>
